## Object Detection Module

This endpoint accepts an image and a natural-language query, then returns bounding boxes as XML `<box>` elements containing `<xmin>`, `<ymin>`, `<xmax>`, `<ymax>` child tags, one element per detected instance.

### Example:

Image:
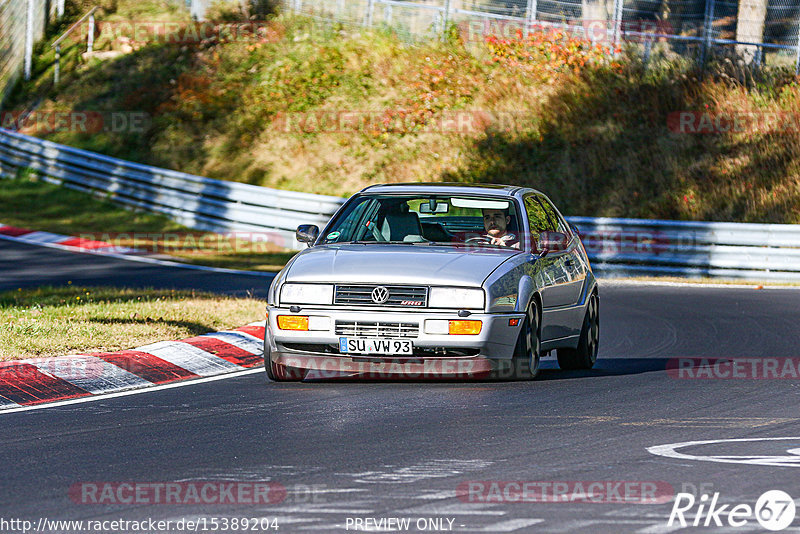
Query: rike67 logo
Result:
<box><xmin>668</xmin><ymin>490</ymin><xmax>796</xmax><ymax>531</ymax></box>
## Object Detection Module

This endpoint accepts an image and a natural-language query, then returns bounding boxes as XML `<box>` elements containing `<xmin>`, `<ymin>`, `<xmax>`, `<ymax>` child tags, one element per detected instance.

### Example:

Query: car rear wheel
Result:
<box><xmin>557</xmin><ymin>292</ymin><xmax>599</xmax><ymax>370</ymax></box>
<box><xmin>264</xmin><ymin>336</ymin><xmax>304</xmax><ymax>382</ymax></box>
<box><xmin>512</xmin><ymin>300</ymin><xmax>541</xmax><ymax>380</ymax></box>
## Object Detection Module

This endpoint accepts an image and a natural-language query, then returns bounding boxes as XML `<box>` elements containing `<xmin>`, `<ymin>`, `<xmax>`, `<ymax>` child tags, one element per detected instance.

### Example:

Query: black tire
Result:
<box><xmin>557</xmin><ymin>292</ymin><xmax>599</xmax><ymax>370</ymax></box>
<box><xmin>264</xmin><ymin>335</ymin><xmax>303</xmax><ymax>382</ymax></box>
<box><xmin>512</xmin><ymin>299</ymin><xmax>541</xmax><ymax>380</ymax></box>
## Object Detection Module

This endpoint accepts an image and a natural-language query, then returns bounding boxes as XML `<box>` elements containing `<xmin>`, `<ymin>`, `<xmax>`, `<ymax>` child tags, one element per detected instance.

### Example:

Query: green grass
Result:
<box><xmin>6</xmin><ymin>3</ymin><xmax>800</xmax><ymax>223</ymax></box>
<box><xmin>0</xmin><ymin>285</ymin><xmax>265</xmax><ymax>360</ymax></box>
<box><xmin>0</xmin><ymin>174</ymin><xmax>295</xmax><ymax>271</ymax></box>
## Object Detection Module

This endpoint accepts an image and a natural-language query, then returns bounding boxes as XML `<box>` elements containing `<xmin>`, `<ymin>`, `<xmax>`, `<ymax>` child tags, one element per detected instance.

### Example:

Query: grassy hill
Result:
<box><xmin>5</xmin><ymin>0</ymin><xmax>800</xmax><ymax>223</ymax></box>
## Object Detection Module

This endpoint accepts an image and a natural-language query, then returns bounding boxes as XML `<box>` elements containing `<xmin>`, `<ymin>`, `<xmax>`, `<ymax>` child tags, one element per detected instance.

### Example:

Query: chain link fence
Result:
<box><xmin>5</xmin><ymin>0</ymin><xmax>798</xmax><ymax>104</ymax></box>
<box><xmin>278</xmin><ymin>0</ymin><xmax>800</xmax><ymax>72</ymax></box>
<box><xmin>0</xmin><ymin>0</ymin><xmax>62</xmax><ymax>105</ymax></box>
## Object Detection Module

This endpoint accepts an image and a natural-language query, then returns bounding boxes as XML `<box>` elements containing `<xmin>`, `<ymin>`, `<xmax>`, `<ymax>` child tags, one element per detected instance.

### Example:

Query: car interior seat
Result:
<box><xmin>380</xmin><ymin>202</ymin><xmax>423</xmax><ymax>241</ymax></box>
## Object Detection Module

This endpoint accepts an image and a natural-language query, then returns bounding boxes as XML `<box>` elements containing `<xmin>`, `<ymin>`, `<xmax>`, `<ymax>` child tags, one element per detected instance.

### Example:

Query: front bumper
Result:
<box><xmin>266</xmin><ymin>307</ymin><xmax>525</xmax><ymax>377</ymax></box>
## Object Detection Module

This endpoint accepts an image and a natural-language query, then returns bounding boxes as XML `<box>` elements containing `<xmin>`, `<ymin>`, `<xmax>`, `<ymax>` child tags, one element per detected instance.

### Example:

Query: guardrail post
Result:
<box><xmin>24</xmin><ymin>0</ymin><xmax>34</xmax><ymax>80</ymax></box>
<box><xmin>364</xmin><ymin>0</ymin><xmax>374</xmax><ymax>26</ymax></box>
<box><xmin>642</xmin><ymin>38</ymin><xmax>652</xmax><ymax>65</ymax></box>
<box><xmin>525</xmin><ymin>0</ymin><xmax>537</xmax><ymax>38</ymax></box>
<box><xmin>384</xmin><ymin>4</ymin><xmax>392</xmax><ymax>25</ymax></box>
<box><xmin>612</xmin><ymin>0</ymin><xmax>624</xmax><ymax>50</ymax></box>
<box><xmin>57</xmin><ymin>0</ymin><xmax>65</xmax><ymax>18</ymax></box>
<box><xmin>54</xmin><ymin>45</ymin><xmax>61</xmax><ymax>85</ymax></box>
<box><xmin>87</xmin><ymin>13</ymin><xmax>96</xmax><ymax>54</ymax></box>
<box><xmin>701</xmin><ymin>0</ymin><xmax>715</xmax><ymax>67</ymax></box>
<box><xmin>795</xmin><ymin>20</ymin><xmax>800</xmax><ymax>75</ymax></box>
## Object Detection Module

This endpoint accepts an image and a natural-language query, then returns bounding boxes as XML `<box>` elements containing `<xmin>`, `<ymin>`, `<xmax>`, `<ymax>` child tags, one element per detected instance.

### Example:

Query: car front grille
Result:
<box><xmin>335</xmin><ymin>320</ymin><xmax>419</xmax><ymax>339</ymax></box>
<box><xmin>334</xmin><ymin>285</ymin><xmax>427</xmax><ymax>307</ymax></box>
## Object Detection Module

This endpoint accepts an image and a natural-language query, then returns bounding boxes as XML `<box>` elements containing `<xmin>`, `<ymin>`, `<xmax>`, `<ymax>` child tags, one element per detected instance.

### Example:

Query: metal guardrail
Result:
<box><xmin>0</xmin><ymin>128</ymin><xmax>344</xmax><ymax>249</ymax></box>
<box><xmin>1</xmin><ymin>127</ymin><xmax>799</xmax><ymax>280</ymax></box>
<box><xmin>571</xmin><ymin>216</ymin><xmax>800</xmax><ymax>280</ymax></box>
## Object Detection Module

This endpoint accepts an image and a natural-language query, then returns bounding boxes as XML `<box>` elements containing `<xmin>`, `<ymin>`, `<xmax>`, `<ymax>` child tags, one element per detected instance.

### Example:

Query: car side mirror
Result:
<box><xmin>537</xmin><ymin>230</ymin><xmax>568</xmax><ymax>257</ymax></box>
<box><xmin>296</xmin><ymin>224</ymin><xmax>320</xmax><ymax>247</ymax></box>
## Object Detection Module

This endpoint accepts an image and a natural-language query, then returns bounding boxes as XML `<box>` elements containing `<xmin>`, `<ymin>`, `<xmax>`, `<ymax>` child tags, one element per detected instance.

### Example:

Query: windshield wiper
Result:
<box><xmin>346</xmin><ymin>240</ymin><xmax>510</xmax><ymax>248</ymax></box>
<box><xmin>346</xmin><ymin>240</ymin><xmax>417</xmax><ymax>244</ymax></box>
<box><xmin>424</xmin><ymin>241</ymin><xmax>504</xmax><ymax>248</ymax></box>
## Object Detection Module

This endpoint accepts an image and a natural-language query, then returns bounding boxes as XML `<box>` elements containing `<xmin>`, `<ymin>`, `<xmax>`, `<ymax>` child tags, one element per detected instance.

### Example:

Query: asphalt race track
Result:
<box><xmin>0</xmin><ymin>239</ymin><xmax>274</xmax><ymax>296</ymax></box>
<box><xmin>2</xmin><ymin>241</ymin><xmax>800</xmax><ymax>533</ymax></box>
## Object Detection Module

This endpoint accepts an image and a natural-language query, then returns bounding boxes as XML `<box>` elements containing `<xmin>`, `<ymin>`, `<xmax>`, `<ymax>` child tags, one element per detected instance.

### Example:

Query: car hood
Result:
<box><xmin>285</xmin><ymin>244</ymin><xmax>521</xmax><ymax>287</ymax></box>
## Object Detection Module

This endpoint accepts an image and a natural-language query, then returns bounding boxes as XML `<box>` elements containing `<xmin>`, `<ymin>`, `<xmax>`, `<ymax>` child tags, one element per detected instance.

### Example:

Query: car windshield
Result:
<box><xmin>321</xmin><ymin>194</ymin><xmax>523</xmax><ymax>249</ymax></box>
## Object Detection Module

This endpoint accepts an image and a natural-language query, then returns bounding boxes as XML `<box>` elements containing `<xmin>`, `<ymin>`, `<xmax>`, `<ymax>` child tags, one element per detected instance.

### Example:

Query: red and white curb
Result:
<box><xmin>0</xmin><ymin>223</ymin><xmax>144</xmax><ymax>255</ymax></box>
<box><xmin>0</xmin><ymin>321</ymin><xmax>266</xmax><ymax>410</ymax></box>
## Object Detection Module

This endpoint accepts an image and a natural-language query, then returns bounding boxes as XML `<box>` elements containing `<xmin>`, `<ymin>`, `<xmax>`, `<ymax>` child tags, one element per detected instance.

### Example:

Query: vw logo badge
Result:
<box><xmin>371</xmin><ymin>286</ymin><xmax>390</xmax><ymax>304</ymax></box>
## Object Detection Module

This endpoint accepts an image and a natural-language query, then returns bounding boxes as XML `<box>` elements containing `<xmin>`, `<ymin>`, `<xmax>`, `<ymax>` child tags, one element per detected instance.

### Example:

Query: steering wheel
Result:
<box><xmin>465</xmin><ymin>236</ymin><xmax>492</xmax><ymax>244</ymax></box>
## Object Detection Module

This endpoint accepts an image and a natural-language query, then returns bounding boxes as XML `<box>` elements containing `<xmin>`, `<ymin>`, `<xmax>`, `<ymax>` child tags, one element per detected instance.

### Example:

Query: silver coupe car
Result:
<box><xmin>264</xmin><ymin>183</ymin><xmax>599</xmax><ymax>381</ymax></box>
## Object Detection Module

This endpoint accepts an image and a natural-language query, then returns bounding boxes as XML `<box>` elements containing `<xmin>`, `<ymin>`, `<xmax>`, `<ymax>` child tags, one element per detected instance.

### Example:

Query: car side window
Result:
<box><xmin>326</xmin><ymin>198</ymin><xmax>377</xmax><ymax>242</ymax></box>
<box><xmin>524</xmin><ymin>196</ymin><xmax>551</xmax><ymax>250</ymax></box>
<box><xmin>535</xmin><ymin>195</ymin><xmax>569</xmax><ymax>235</ymax></box>
<box><xmin>525</xmin><ymin>196</ymin><xmax>553</xmax><ymax>233</ymax></box>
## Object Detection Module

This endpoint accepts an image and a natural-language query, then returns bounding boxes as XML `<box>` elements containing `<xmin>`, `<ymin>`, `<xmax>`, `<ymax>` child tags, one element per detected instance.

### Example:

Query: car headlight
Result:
<box><xmin>280</xmin><ymin>283</ymin><xmax>334</xmax><ymax>305</ymax></box>
<box><xmin>428</xmin><ymin>287</ymin><xmax>484</xmax><ymax>309</ymax></box>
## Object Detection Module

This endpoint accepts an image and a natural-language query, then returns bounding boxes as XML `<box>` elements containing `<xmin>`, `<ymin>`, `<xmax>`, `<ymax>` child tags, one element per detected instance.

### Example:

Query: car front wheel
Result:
<box><xmin>557</xmin><ymin>292</ymin><xmax>599</xmax><ymax>370</ymax></box>
<box><xmin>512</xmin><ymin>300</ymin><xmax>541</xmax><ymax>380</ymax></box>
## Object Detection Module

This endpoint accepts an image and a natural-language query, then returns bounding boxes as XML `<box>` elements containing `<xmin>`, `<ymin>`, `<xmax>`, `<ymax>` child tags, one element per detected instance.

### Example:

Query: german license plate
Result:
<box><xmin>339</xmin><ymin>337</ymin><xmax>413</xmax><ymax>355</ymax></box>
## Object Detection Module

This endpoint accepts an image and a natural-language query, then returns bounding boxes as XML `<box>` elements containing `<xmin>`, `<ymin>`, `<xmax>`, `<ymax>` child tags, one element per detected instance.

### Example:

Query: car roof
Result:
<box><xmin>359</xmin><ymin>182</ymin><xmax>539</xmax><ymax>197</ymax></box>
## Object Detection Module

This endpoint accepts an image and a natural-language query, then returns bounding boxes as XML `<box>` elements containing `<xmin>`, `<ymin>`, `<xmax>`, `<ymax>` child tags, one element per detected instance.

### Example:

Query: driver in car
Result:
<box><xmin>481</xmin><ymin>208</ymin><xmax>520</xmax><ymax>249</ymax></box>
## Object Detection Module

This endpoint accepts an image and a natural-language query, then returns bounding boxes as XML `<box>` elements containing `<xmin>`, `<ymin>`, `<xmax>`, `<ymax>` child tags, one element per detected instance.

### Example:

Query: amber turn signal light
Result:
<box><xmin>448</xmin><ymin>320</ymin><xmax>482</xmax><ymax>335</ymax></box>
<box><xmin>277</xmin><ymin>315</ymin><xmax>309</xmax><ymax>331</ymax></box>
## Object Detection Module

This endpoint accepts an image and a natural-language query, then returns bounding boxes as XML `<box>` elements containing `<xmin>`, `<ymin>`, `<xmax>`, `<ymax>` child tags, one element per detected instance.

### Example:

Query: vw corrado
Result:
<box><xmin>264</xmin><ymin>184</ymin><xmax>599</xmax><ymax>381</ymax></box>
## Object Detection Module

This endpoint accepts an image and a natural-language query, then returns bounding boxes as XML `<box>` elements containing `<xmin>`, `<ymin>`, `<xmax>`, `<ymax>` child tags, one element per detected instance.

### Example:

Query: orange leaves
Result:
<box><xmin>484</xmin><ymin>28</ymin><xmax>616</xmax><ymax>77</ymax></box>
<box><xmin>387</xmin><ymin>52</ymin><xmax>481</xmax><ymax>134</ymax></box>
<box><xmin>175</xmin><ymin>74</ymin><xmax>214</xmax><ymax>105</ymax></box>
